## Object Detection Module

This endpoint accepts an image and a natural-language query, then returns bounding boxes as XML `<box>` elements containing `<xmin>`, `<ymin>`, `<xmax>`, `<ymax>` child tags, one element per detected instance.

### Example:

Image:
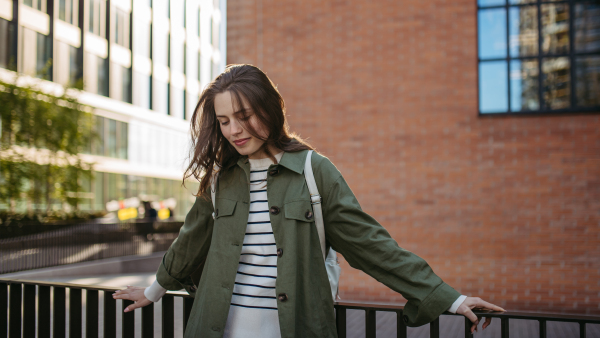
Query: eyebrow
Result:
<box><xmin>216</xmin><ymin>108</ymin><xmax>252</xmax><ymax>118</ymax></box>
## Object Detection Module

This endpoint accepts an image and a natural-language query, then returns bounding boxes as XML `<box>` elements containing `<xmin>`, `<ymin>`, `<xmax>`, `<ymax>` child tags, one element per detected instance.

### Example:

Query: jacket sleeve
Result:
<box><xmin>155</xmin><ymin>191</ymin><xmax>215</xmax><ymax>291</ymax></box>
<box><xmin>317</xmin><ymin>158</ymin><xmax>461</xmax><ymax>327</ymax></box>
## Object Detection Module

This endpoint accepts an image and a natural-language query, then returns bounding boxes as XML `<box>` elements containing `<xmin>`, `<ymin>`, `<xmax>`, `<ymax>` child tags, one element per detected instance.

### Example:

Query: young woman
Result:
<box><xmin>113</xmin><ymin>64</ymin><xmax>504</xmax><ymax>337</ymax></box>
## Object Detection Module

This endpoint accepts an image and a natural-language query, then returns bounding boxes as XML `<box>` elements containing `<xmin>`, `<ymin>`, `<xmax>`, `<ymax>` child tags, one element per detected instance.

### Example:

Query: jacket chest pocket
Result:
<box><xmin>284</xmin><ymin>200</ymin><xmax>315</xmax><ymax>223</ymax></box>
<box><xmin>214</xmin><ymin>198</ymin><xmax>237</xmax><ymax>222</ymax></box>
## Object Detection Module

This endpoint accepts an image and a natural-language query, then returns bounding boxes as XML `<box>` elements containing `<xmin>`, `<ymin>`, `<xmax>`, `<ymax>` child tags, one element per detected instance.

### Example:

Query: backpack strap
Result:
<box><xmin>304</xmin><ymin>150</ymin><xmax>327</xmax><ymax>259</ymax></box>
<box><xmin>210</xmin><ymin>171</ymin><xmax>218</xmax><ymax>219</ymax></box>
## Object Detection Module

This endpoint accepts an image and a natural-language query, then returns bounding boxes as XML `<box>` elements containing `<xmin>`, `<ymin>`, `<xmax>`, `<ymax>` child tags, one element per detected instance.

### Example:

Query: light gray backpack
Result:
<box><xmin>304</xmin><ymin>150</ymin><xmax>341</xmax><ymax>301</ymax></box>
<box><xmin>210</xmin><ymin>150</ymin><xmax>341</xmax><ymax>301</ymax></box>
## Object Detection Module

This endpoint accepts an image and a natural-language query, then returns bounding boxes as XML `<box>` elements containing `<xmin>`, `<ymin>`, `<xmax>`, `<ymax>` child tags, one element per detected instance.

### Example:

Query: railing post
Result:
<box><xmin>142</xmin><ymin>302</ymin><xmax>154</xmax><ymax>338</ymax></box>
<box><xmin>162</xmin><ymin>295</ymin><xmax>175</xmax><ymax>338</ymax></box>
<box><xmin>430</xmin><ymin>317</ymin><xmax>440</xmax><ymax>338</ymax></box>
<box><xmin>539</xmin><ymin>319</ymin><xmax>546</xmax><ymax>338</ymax></box>
<box><xmin>9</xmin><ymin>283</ymin><xmax>22</xmax><ymax>338</ymax></box>
<box><xmin>104</xmin><ymin>291</ymin><xmax>117</xmax><ymax>337</ymax></box>
<box><xmin>38</xmin><ymin>285</ymin><xmax>51</xmax><ymax>338</ymax></box>
<box><xmin>336</xmin><ymin>306</ymin><xmax>347</xmax><ymax>338</ymax></box>
<box><xmin>122</xmin><ymin>300</ymin><xmax>135</xmax><ymax>337</ymax></box>
<box><xmin>53</xmin><ymin>286</ymin><xmax>66</xmax><ymax>338</ymax></box>
<box><xmin>183</xmin><ymin>297</ymin><xmax>194</xmax><ymax>332</ymax></box>
<box><xmin>70</xmin><ymin>288</ymin><xmax>83</xmax><ymax>338</ymax></box>
<box><xmin>501</xmin><ymin>317</ymin><xmax>509</xmax><ymax>338</ymax></box>
<box><xmin>0</xmin><ymin>282</ymin><xmax>7</xmax><ymax>338</ymax></box>
<box><xmin>23</xmin><ymin>284</ymin><xmax>36</xmax><ymax>338</ymax></box>
<box><xmin>464</xmin><ymin>317</ymin><xmax>473</xmax><ymax>338</ymax></box>
<box><xmin>580</xmin><ymin>322</ymin><xmax>586</xmax><ymax>338</ymax></box>
<box><xmin>86</xmin><ymin>290</ymin><xmax>99</xmax><ymax>338</ymax></box>
<box><xmin>396</xmin><ymin>311</ymin><xmax>407</xmax><ymax>338</ymax></box>
<box><xmin>365</xmin><ymin>309</ymin><xmax>376</xmax><ymax>338</ymax></box>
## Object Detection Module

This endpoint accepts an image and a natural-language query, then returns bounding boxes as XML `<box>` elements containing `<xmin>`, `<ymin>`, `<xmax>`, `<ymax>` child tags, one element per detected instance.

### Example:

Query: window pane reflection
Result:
<box><xmin>542</xmin><ymin>57</ymin><xmax>570</xmax><ymax>110</ymax></box>
<box><xmin>479</xmin><ymin>61</ymin><xmax>508</xmax><ymax>113</ymax></box>
<box><xmin>541</xmin><ymin>4</ymin><xmax>570</xmax><ymax>55</ymax></box>
<box><xmin>478</xmin><ymin>0</ymin><xmax>504</xmax><ymax>7</ymax></box>
<box><xmin>574</xmin><ymin>3</ymin><xmax>600</xmax><ymax>53</ymax></box>
<box><xmin>510</xmin><ymin>60</ymin><xmax>539</xmax><ymax>111</ymax></box>
<box><xmin>575</xmin><ymin>56</ymin><xmax>600</xmax><ymax>107</ymax></box>
<box><xmin>509</xmin><ymin>0</ymin><xmax>535</xmax><ymax>4</ymax></box>
<box><xmin>509</xmin><ymin>6</ymin><xmax>538</xmax><ymax>57</ymax></box>
<box><xmin>479</xmin><ymin>9</ymin><xmax>507</xmax><ymax>59</ymax></box>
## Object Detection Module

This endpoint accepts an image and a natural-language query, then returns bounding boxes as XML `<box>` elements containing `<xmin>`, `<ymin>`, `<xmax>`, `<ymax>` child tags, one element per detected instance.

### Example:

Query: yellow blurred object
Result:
<box><xmin>118</xmin><ymin>207</ymin><xmax>138</xmax><ymax>221</ymax></box>
<box><xmin>158</xmin><ymin>208</ymin><xmax>170</xmax><ymax>220</ymax></box>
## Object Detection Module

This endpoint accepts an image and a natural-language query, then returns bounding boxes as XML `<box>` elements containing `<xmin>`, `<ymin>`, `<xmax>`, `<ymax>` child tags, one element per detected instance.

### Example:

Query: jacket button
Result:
<box><xmin>190</xmin><ymin>285</ymin><xmax>197</xmax><ymax>292</ymax></box>
<box><xmin>277</xmin><ymin>248</ymin><xmax>283</xmax><ymax>257</ymax></box>
<box><xmin>270</xmin><ymin>206</ymin><xmax>280</xmax><ymax>215</ymax></box>
<box><xmin>215</xmin><ymin>209</ymin><xmax>219</xmax><ymax>217</ymax></box>
<box><xmin>269</xmin><ymin>169</ymin><xmax>279</xmax><ymax>176</ymax></box>
<box><xmin>221</xmin><ymin>283</ymin><xmax>229</xmax><ymax>289</ymax></box>
<box><xmin>305</xmin><ymin>211</ymin><xmax>313</xmax><ymax>220</ymax></box>
<box><xmin>278</xmin><ymin>293</ymin><xmax>288</xmax><ymax>302</ymax></box>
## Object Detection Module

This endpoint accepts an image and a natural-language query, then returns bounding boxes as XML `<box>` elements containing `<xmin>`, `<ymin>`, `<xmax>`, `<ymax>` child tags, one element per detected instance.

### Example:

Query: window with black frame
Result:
<box><xmin>477</xmin><ymin>0</ymin><xmax>600</xmax><ymax>114</ymax></box>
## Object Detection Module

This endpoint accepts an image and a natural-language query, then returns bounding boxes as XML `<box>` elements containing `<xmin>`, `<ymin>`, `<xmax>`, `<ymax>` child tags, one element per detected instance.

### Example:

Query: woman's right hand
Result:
<box><xmin>112</xmin><ymin>285</ymin><xmax>153</xmax><ymax>312</ymax></box>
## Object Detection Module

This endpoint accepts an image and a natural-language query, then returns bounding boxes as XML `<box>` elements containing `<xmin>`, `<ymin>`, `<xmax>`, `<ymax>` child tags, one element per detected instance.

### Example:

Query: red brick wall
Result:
<box><xmin>227</xmin><ymin>0</ymin><xmax>600</xmax><ymax>314</ymax></box>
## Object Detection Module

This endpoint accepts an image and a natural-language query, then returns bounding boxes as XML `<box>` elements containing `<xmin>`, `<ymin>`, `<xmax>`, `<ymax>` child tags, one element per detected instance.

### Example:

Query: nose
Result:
<box><xmin>230</xmin><ymin>119</ymin><xmax>243</xmax><ymax>136</ymax></box>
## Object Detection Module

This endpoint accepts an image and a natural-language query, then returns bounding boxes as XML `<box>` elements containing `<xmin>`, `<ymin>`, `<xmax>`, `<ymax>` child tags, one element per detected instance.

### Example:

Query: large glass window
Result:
<box><xmin>477</xmin><ymin>0</ymin><xmax>600</xmax><ymax>114</ymax></box>
<box><xmin>114</xmin><ymin>8</ymin><xmax>130</xmax><ymax>48</ymax></box>
<box><xmin>35</xmin><ymin>32</ymin><xmax>52</xmax><ymax>80</ymax></box>
<box><xmin>120</xmin><ymin>65</ymin><xmax>132</xmax><ymax>103</ymax></box>
<box><xmin>0</xmin><ymin>18</ymin><xmax>16</xmax><ymax>70</ymax></box>
<box><xmin>92</xmin><ymin>115</ymin><xmax>128</xmax><ymax>159</ymax></box>
<box><xmin>24</xmin><ymin>0</ymin><xmax>46</xmax><ymax>13</ymax></box>
<box><xmin>88</xmin><ymin>0</ymin><xmax>107</xmax><ymax>39</ymax></box>
<box><xmin>69</xmin><ymin>45</ymin><xmax>82</xmax><ymax>86</ymax></box>
<box><xmin>97</xmin><ymin>55</ymin><xmax>109</xmax><ymax>96</ymax></box>
<box><xmin>59</xmin><ymin>0</ymin><xmax>78</xmax><ymax>25</ymax></box>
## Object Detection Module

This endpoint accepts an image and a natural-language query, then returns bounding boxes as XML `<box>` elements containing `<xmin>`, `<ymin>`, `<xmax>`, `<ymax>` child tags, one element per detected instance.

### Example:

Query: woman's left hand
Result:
<box><xmin>456</xmin><ymin>297</ymin><xmax>506</xmax><ymax>333</ymax></box>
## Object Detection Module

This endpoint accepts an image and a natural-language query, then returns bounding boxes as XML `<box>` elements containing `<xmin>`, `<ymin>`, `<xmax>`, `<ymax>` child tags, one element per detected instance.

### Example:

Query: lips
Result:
<box><xmin>233</xmin><ymin>138</ymin><xmax>250</xmax><ymax>146</ymax></box>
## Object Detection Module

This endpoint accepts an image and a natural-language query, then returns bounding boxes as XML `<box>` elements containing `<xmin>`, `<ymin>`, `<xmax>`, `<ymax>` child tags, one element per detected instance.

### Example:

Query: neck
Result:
<box><xmin>248</xmin><ymin>145</ymin><xmax>283</xmax><ymax>160</ymax></box>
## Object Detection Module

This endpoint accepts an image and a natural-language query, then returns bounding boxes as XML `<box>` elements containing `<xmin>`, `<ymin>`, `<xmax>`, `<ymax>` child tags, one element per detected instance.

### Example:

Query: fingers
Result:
<box><xmin>124</xmin><ymin>302</ymin><xmax>141</xmax><ymax>313</ymax></box>
<box><xmin>471</xmin><ymin>319</ymin><xmax>480</xmax><ymax>334</ymax></box>
<box><xmin>472</xmin><ymin>297</ymin><xmax>506</xmax><ymax>312</ymax></box>
<box><xmin>463</xmin><ymin>308</ymin><xmax>479</xmax><ymax>324</ymax></box>
<box><xmin>482</xmin><ymin>316</ymin><xmax>492</xmax><ymax>330</ymax></box>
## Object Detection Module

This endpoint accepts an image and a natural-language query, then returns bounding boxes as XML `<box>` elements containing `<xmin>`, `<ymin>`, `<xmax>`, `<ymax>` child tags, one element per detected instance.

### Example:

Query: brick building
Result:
<box><xmin>226</xmin><ymin>0</ymin><xmax>600</xmax><ymax>314</ymax></box>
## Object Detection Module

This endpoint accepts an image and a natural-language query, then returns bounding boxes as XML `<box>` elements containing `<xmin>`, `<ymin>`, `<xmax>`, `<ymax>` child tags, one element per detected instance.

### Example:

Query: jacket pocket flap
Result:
<box><xmin>215</xmin><ymin>198</ymin><xmax>237</xmax><ymax>218</ymax></box>
<box><xmin>284</xmin><ymin>200</ymin><xmax>314</xmax><ymax>222</ymax></box>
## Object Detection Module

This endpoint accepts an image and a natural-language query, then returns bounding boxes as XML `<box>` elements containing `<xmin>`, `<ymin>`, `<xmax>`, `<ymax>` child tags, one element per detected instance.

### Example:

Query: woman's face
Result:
<box><xmin>214</xmin><ymin>91</ymin><xmax>269</xmax><ymax>159</ymax></box>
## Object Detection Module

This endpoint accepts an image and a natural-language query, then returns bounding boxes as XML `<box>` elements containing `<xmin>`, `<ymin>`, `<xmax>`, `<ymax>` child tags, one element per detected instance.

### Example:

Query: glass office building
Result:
<box><xmin>0</xmin><ymin>0</ymin><xmax>227</xmax><ymax>217</ymax></box>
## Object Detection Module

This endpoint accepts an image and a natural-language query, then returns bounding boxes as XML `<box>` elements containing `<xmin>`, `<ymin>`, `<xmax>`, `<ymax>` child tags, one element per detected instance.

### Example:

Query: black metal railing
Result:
<box><xmin>2</xmin><ymin>279</ymin><xmax>599</xmax><ymax>338</ymax></box>
<box><xmin>0</xmin><ymin>220</ymin><xmax>183</xmax><ymax>274</ymax></box>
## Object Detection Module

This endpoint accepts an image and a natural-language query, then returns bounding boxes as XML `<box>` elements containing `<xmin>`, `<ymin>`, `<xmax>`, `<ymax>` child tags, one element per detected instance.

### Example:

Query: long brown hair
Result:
<box><xmin>184</xmin><ymin>64</ymin><xmax>314</xmax><ymax>197</ymax></box>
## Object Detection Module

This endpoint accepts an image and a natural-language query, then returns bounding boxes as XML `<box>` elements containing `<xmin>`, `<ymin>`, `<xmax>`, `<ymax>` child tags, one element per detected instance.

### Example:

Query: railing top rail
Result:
<box><xmin>335</xmin><ymin>301</ymin><xmax>600</xmax><ymax>324</ymax></box>
<box><xmin>0</xmin><ymin>278</ymin><xmax>193</xmax><ymax>298</ymax></box>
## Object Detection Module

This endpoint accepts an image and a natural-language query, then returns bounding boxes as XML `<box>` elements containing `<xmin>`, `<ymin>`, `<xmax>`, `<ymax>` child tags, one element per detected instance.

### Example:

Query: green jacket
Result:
<box><xmin>155</xmin><ymin>150</ymin><xmax>461</xmax><ymax>337</ymax></box>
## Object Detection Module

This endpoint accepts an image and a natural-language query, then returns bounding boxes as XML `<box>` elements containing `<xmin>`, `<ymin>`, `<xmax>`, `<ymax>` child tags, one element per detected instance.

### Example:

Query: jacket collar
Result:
<box><xmin>236</xmin><ymin>149</ymin><xmax>308</xmax><ymax>175</ymax></box>
<box><xmin>278</xmin><ymin>150</ymin><xmax>308</xmax><ymax>174</ymax></box>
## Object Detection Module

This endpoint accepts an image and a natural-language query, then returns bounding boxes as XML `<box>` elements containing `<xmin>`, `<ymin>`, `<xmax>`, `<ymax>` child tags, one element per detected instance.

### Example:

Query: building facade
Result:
<box><xmin>0</xmin><ymin>0</ymin><xmax>227</xmax><ymax>216</ymax></box>
<box><xmin>227</xmin><ymin>0</ymin><xmax>599</xmax><ymax>314</ymax></box>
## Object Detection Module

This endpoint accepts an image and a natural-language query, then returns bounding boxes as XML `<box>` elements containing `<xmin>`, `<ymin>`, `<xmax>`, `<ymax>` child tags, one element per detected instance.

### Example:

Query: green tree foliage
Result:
<box><xmin>0</xmin><ymin>76</ymin><xmax>95</xmax><ymax>214</ymax></box>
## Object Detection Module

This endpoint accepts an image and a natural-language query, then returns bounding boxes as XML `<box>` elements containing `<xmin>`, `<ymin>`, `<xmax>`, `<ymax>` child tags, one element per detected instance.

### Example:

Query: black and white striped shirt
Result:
<box><xmin>224</xmin><ymin>152</ymin><xmax>283</xmax><ymax>338</ymax></box>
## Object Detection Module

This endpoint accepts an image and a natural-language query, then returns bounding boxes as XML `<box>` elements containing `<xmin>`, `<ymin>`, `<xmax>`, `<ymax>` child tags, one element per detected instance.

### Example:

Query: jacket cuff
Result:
<box><xmin>156</xmin><ymin>256</ymin><xmax>186</xmax><ymax>290</ymax></box>
<box><xmin>144</xmin><ymin>280</ymin><xmax>168</xmax><ymax>302</ymax></box>
<box><xmin>403</xmin><ymin>282</ymin><xmax>462</xmax><ymax>327</ymax></box>
<box><xmin>447</xmin><ymin>295</ymin><xmax>467</xmax><ymax>314</ymax></box>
